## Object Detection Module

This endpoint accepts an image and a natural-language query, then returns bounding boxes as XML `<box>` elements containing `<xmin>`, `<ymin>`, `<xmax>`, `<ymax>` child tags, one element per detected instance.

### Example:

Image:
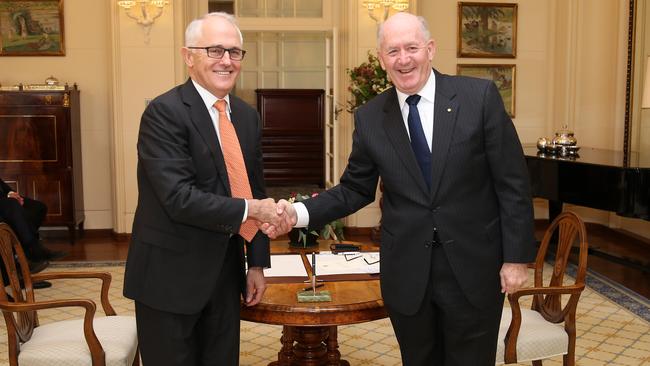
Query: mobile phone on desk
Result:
<box><xmin>330</xmin><ymin>243</ymin><xmax>361</xmax><ymax>253</ymax></box>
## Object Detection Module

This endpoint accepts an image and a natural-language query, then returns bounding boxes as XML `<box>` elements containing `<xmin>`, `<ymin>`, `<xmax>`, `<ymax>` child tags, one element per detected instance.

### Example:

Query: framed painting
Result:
<box><xmin>0</xmin><ymin>0</ymin><xmax>65</xmax><ymax>56</ymax></box>
<box><xmin>457</xmin><ymin>64</ymin><xmax>516</xmax><ymax>117</ymax></box>
<box><xmin>458</xmin><ymin>2</ymin><xmax>517</xmax><ymax>58</ymax></box>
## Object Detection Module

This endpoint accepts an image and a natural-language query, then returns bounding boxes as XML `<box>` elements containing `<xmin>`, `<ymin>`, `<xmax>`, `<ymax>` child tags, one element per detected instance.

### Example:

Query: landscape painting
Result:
<box><xmin>457</xmin><ymin>64</ymin><xmax>515</xmax><ymax>117</ymax></box>
<box><xmin>458</xmin><ymin>2</ymin><xmax>517</xmax><ymax>58</ymax></box>
<box><xmin>0</xmin><ymin>0</ymin><xmax>65</xmax><ymax>56</ymax></box>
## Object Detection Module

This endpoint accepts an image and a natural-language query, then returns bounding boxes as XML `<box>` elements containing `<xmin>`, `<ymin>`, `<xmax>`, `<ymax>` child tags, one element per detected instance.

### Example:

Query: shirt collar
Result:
<box><xmin>396</xmin><ymin>70</ymin><xmax>436</xmax><ymax>109</ymax></box>
<box><xmin>191</xmin><ymin>79</ymin><xmax>231</xmax><ymax>113</ymax></box>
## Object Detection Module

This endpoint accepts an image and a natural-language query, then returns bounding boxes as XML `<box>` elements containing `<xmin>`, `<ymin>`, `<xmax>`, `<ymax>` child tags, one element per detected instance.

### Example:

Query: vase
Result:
<box><xmin>288</xmin><ymin>228</ymin><xmax>319</xmax><ymax>248</ymax></box>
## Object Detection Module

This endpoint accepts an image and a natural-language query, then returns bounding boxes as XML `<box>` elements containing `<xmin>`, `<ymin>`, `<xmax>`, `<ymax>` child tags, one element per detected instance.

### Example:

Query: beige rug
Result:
<box><xmin>0</xmin><ymin>265</ymin><xmax>648</xmax><ymax>365</ymax></box>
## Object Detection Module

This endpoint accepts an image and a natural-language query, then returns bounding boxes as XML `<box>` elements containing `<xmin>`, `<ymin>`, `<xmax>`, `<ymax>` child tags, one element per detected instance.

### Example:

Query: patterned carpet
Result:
<box><xmin>0</xmin><ymin>264</ymin><xmax>648</xmax><ymax>365</ymax></box>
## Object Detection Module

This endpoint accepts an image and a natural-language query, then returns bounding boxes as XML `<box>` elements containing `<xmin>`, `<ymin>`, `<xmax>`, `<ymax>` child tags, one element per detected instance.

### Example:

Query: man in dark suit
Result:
<box><xmin>264</xmin><ymin>12</ymin><xmax>536</xmax><ymax>366</ymax></box>
<box><xmin>0</xmin><ymin>178</ymin><xmax>63</xmax><ymax>266</ymax></box>
<box><xmin>123</xmin><ymin>12</ymin><xmax>279</xmax><ymax>366</ymax></box>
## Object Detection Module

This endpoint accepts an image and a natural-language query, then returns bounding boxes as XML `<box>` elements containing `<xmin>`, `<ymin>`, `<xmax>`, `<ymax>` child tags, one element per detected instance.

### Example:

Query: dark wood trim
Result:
<box><xmin>623</xmin><ymin>0</ymin><xmax>636</xmax><ymax>167</ymax></box>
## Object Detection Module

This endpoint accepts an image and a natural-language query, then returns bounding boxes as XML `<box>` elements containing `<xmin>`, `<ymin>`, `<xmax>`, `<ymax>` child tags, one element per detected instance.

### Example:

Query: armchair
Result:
<box><xmin>496</xmin><ymin>211</ymin><xmax>588</xmax><ymax>366</ymax></box>
<box><xmin>0</xmin><ymin>223</ymin><xmax>139</xmax><ymax>366</ymax></box>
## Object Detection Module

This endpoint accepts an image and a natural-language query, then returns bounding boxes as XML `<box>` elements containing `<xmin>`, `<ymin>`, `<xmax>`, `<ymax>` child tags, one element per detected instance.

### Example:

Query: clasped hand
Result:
<box><xmin>247</xmin><ymin>198</ymin><xmax>296</xmax><ymax>238</ymax></box>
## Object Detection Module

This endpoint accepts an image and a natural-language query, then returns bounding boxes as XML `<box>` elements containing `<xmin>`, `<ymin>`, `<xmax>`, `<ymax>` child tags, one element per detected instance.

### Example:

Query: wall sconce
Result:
<box><xmin>117</xmin><ymin>0</ymin><xmax>169</xmax><ymax>43</ymax></box>
<box><xmin>362</xmin><ymin>0</ymin><xmax>409</xmax><ymax>23</ymax></box>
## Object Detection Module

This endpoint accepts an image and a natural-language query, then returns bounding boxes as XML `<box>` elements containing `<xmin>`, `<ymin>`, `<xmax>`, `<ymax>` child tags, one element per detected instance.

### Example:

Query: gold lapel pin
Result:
<box><xmin>446</xmin><ymin>108</ymin><xmax>452</xmax><ymax>112</ymax></box>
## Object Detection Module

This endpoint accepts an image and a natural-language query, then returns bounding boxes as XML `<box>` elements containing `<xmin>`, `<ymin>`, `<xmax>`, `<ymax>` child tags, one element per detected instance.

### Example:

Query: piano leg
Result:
<box><xmin>548</xmin><ymin>200</ymin><xmax>563</xmax><ymax>245</ymax></box>
<box><xmin>548</xmin><ymin>200</ymin><xmax>563</xmax><ymax>223</ymax></box>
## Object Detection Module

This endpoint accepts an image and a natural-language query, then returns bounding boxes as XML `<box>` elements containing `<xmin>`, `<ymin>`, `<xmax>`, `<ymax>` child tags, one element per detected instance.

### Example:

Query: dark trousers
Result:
<box><xmin>0</xmin><ymin>197</ymin><xmax>47</xmax><ymax>258</ymax></box>
<box><xmin>387</xmin><ymin>245</ymin><xmax>504</xmax><ymax>366</ymax></box>
<box><xmin>135</xmin><ymin>242</ymin><xmax>242</xmax><ymax>366</ymax></box>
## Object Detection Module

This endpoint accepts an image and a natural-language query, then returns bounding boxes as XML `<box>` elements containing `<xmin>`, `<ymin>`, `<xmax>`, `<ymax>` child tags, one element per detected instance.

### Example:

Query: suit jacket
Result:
<box><xmin>304</xmin><ymin>69</ymin><xmax>536</xmax><ymax>315</ymax></box>
<box><xmin>123</xmin><ymin>79</ymin><xmax>270</xmax><ymax>315</ymax></box>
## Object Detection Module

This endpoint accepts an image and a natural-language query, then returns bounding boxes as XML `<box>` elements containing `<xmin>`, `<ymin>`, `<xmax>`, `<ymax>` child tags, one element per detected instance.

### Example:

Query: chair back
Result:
<box><xmin>0</xmin><ymin>223</ymin><xmax>38</xmax><ymax>351</ymax></box>
<box><xmin>532</xmin><ymin>212</ymin><xmax>588</xmax><ymax>323</ymax></box>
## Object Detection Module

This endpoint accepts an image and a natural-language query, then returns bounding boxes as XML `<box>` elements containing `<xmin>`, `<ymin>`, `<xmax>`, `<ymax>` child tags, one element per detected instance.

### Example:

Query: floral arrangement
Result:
<box><xmin>288</xmin><ymin>192</ymin><xmax>345</xmax><ymax>246</ymax></box>
<box><xmin>346</xmin><ymin>52</ymin><xmax>393</xmax><ymax>112</ymax></box>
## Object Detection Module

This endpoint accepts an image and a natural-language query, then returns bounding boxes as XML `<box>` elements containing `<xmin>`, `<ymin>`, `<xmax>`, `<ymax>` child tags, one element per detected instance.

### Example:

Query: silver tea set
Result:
<box><xmin>537</xmin><ymin>126</ymin><xmax>580</xmax><ymax>156</ymax></box>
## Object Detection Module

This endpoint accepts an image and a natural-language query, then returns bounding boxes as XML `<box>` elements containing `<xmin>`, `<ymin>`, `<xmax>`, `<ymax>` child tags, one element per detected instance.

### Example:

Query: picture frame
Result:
<box><xmin>0</xmin><ymin>0</ymin><xmax>65</xmax><ymax>56</ymax></box>
<box><xmin>457</xmin><ymin>2</ymin><xmax>517</xmax><ymax>58</ymax></box>
<box><xmin>457</xmin><ymin>64</ymin><xmax>516</xmax><ymax>117</ymax></box>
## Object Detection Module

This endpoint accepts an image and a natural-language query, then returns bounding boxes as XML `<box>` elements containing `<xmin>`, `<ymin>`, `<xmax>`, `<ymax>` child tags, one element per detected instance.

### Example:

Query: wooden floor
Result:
<box><xmin>42</xmin><ymin>221</ymin><xmax>650</xmax><ymax>300</ymax></box>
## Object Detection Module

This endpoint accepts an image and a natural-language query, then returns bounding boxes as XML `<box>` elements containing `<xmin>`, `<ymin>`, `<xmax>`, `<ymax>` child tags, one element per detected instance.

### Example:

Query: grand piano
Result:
<box><xmin>524</xmin><ymin>145</ymin><xmax>650</xmax><ymax>271</ymax></box>
<box><xmin>524</xmin><ymin>145</ymin><xmax>650</xmax><ymax>221</ymax></box>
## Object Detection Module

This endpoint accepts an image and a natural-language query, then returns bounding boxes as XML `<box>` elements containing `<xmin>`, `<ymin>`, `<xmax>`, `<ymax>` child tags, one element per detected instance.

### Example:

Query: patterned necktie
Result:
<box><xmin>214</xmin><ymin>99</ymin><xmax>258</xmax><ymax>242</ymax></box>
<box><xmin>405</xmin><ymin>94</ymin><xmax>431</xmax><ymax>189</ymax></box>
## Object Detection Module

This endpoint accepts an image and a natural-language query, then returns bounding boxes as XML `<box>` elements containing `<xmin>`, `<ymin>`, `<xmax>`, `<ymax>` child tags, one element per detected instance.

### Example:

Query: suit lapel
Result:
<box><xmin>180</xmin><ymin>80</ymin><xmax>231</xmax><ymax>195</ymax></box>
<box><xmin>382</xmin><ymin>89</ymin><xmax>430</xmax><ymax>196</ymax></box>
<box><xmin>429</xmin><ymin>70</ymin><xmax>459</xmax><ymax>202</ymax></box>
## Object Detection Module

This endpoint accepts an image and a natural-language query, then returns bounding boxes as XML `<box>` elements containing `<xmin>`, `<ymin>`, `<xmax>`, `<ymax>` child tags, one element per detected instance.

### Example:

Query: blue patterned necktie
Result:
<box><xmin>406</xmin><ymin>94</ymin><xmax>431</xmax><ymax>189</ymax></box>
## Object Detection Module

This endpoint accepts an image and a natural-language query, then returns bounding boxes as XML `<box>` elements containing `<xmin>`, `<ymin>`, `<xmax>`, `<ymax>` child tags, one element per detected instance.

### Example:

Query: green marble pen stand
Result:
<box><xmin>297</xmin><ymin>290</ymin><xmax>331</xmax><ymax>302</ymax></box>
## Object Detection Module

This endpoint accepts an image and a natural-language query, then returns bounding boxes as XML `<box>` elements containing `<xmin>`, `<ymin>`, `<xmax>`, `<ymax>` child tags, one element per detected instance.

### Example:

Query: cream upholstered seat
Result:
<box><xmin>496</xmin><ymin>308</ymin><xmax>569</xmax><ymax>364</ymax></box>
<box><xmin>0</xmin><ymin>223</ymin><xmax>139</xmax><ymax>366</ymax></box>
<box><xmin>18</xmin><ymin>316</ymin><xmax>138</xmax><ymax>366</ymax></box>
<box><xmin>496</xmin><ymin>212</ymin><xmax>588</xmax><ymax>366</ymax></box>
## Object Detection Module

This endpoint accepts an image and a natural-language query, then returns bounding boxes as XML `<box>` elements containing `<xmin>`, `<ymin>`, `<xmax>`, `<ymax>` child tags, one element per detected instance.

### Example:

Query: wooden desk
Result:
<box><xmin>240</xmin><ymin>241</ymin><xmax>387</xmax><ymax>366</ymax></box>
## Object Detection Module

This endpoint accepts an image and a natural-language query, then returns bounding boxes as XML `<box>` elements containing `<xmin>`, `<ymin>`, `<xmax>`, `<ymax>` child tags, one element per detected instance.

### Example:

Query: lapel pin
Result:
<box><xmin>446</xmin><ymin>108</ymin><xmax>452</xmax><ymax>112</ymax></box>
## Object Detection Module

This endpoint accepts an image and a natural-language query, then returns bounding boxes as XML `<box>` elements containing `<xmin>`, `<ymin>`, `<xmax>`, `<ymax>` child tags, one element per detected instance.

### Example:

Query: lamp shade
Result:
<box><xmin>643</xmin><ymin>56</ymin><xmax>650</xmax><ymax>109</ymax></box>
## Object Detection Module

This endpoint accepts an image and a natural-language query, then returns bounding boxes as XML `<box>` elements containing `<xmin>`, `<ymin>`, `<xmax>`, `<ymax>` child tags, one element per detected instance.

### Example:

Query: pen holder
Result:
<box><xmin>297</xmin><ymin>290</ymin><xmax>331</xmax><ymax>302</ymax></box>
<box><xmin>298</xmin><ymin>271</ymin><xmax>330</xmax><ymax>302</ymax></box>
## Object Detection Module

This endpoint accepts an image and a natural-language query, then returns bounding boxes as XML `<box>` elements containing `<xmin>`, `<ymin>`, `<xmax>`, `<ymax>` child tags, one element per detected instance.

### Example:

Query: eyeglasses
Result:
<box><xmin>187</xmin><ymin>45</ymin><xmax>246</xmax><ymax>61</ymax></box>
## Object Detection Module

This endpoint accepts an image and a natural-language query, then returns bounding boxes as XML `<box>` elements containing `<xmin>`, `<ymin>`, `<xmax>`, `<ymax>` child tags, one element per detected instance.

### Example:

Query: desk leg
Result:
<box><xmin>270</xmin><ymin>326</ymin><xmax>350</xmax><ymax>366</ymax></box>
<box><xmin>326</xmin><ymin>326</ymin><xmax>349</xmax><ymax>366</ymax></box>
<box><xmin>272</xmin><ymin>326</ymin><xmax>294</xmax><ymax>366</ymax></box>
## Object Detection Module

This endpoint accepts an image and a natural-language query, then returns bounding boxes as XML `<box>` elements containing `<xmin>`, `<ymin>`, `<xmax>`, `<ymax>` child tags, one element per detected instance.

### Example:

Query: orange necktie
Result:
<box><xmin>215</xmin><ymin>100</ymin><xmax>258</xmax><ymax>242</ymax></box>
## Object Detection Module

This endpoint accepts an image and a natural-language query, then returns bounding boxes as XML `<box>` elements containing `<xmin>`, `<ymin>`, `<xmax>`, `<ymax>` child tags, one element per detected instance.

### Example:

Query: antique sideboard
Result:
<box><xmin>0</xmin><ymin>85</ymin><xmax>84</xmax><ymax>239</ymax></box>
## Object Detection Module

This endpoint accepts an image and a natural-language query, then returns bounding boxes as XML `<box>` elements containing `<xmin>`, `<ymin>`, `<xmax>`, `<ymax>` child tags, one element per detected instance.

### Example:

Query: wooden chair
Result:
<box><xmin>496</xmin><ymin>212</ymin><xmax>588</xmax><ymax>366</ymax></box>
<box><xmin>0</xmin><ymin>223</ymin><xmax>139</xmax><ymax>366</ymax></box>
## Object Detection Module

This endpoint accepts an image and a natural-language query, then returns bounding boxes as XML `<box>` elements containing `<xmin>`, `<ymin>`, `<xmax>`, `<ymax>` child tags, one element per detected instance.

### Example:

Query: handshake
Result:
<box><xmin>247</xmin><ymin>198</ymin><xmax>297</xmax><ymax>238</ymax></box>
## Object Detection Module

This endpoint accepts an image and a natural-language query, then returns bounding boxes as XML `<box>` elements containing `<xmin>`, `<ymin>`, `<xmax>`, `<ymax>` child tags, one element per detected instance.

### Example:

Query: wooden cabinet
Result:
<box><xmin>0</xmin><ymin>87</ymin><xmax>84</xmax><ymax>238</ymax></box>
<box><xmin>256</xmin><ymin>89</ymin><xmax>324</xmax><ymax>187</ymax></box>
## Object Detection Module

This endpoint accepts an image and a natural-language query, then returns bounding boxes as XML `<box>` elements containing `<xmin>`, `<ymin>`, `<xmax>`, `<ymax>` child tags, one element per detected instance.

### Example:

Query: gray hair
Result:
<box><xmin>377</xmin><ymin>14</ymin><xmax>431</xmax><ymax>46</ymax></box>
<box><xmin>185</xmin><ymin>12</ymin><xmax>243</xmax><ymax>46</ymax></box>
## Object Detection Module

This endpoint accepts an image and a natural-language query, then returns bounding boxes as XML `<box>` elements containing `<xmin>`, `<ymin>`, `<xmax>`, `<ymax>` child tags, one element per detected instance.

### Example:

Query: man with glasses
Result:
<box><xmin>124</xmin><ymin>12</ymin><xmax>280</xmax><ymax>366</ymax></box>
<box><xmin>263</xmin><ymin>12</ymin><xmax>535</xmax><ymax>365</ymax></box>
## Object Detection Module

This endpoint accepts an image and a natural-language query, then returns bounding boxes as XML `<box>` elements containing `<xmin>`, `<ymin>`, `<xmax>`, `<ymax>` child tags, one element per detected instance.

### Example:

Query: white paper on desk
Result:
<box><xmin>263</xmin><ymin>254</ymin><xmax>307</xmax><ymax>277</ymax></box>
<box><xmin>307</xmin><ymin>251</ymin><xmax>380</xmax><ymax>275</ymax></box>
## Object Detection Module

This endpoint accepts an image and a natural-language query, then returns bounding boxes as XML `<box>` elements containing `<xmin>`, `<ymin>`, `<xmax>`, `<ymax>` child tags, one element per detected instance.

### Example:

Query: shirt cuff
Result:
<box><xmin>293</xmin><ymin>202</ymin><xmax>309</xmax><ymax>228</ymax></box>
<box><xmin>242</xmin><ymin>199</ymin><xmax>248</xmax><ymax>223</ymax></box>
